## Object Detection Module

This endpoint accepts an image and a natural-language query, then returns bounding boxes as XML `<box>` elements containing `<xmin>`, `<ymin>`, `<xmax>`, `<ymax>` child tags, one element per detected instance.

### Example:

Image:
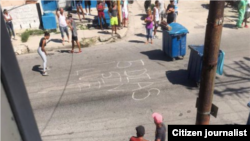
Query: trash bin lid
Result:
<box><xmin>188</xmin><ymin>45</ymin><xmax>204</xmax><ymax>56</ymax></box>
<box><xmin>168</xmin><ymin>23</ymin><xmax>189</xmax><ymax>35</ymax></box>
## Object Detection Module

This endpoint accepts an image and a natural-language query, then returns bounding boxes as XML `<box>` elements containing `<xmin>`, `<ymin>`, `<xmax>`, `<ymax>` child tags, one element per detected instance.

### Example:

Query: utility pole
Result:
<box><xmin>196</xmin><ymin>1</ymin><xmax>225</xmax><ymax>125</ymax></box>
<box><xmin>117</xmin><ymin>0</ymin><xmax>121</xmax><ymax>26</ymax></box>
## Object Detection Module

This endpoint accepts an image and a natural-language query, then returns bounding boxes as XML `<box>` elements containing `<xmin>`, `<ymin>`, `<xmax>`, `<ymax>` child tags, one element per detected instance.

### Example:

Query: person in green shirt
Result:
<box><xmin>236</xmin><ymin>0</ymin><xmax>247</xmax><ymax>28</ymax></box>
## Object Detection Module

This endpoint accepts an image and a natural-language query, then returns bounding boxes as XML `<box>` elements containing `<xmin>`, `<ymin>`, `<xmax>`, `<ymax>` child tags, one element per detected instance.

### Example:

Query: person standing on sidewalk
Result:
<box><xmin>122</xmin><ymin>0</ymin><xmax>129</xmax><ymax>27</ymax></box>
<box><xmin>243</xmin><ymin>0</ymin><xmax>250</xmax><ymax>28</ymax></box>
<box><xmin>166</xmin><ymin>0</ymin><xmax>175</xmax><ymax>24</ymax></box>
<box><xmin>109</xmin><ymin>2</ymin><xmax>118</xmax><ymax>35</ymax></box>
<box><xmin>236</xmin><ymin>0</ymin><xmax>247</xmax><ymax>29</ymax></box>
<box><xmin>152</xmin><ymin>113</ymin><xmax>166</xmax><ymax>141</ymax></box>
<box><xmin>153</xmin><ymin>0</ymin><xmax>160</xmax><ymax>39</ymax></box>
<box><xmin>145</xmin><ymin>9</ymin><xmax>154</xmax><ymax>44</ymax></box>
<box><xmin>85</xmin><ymin>0</ymin><xmax>92</xmax><ymax>15</ymax></box>
<box><xmin>37</xmin><ymin>32</ymin><xmax>50</xmax><ymax>76</ymax></box>
<box><xmin>158</xmin><ymin>0</ymin><xmax>166</xmax><ymax>23</ymax></box>
<box><xmin>56</xmin><ymin>8</ymin><xmax>70</xmax><ymax>45</ymax></box>
<box><xmin>173</xmin><ymin>0</ymin><xmax>178</xmax><ymax>22</ymax></box>
<box><xmin>3</xmin><ymin>9</ymin><xmax>15</xmax><ymax>39</ymax></box>
<box><xmin>130</xmin><ymin>125</ymin><xmax>148</xmax><ymax>141</ymax></box>
<box><xmin>67</xmin><ymin>14</ymin><xmax>82</xmax><ymax>53</ymax></box>
<box><xmin>76</xmin><ymin>0</ymin><xmax>85</xmax><ymax>21</ymax></box>
<box><xmin>97</xmin><ymin>0</ymin><xmax>106</xmax><ymax>30</ymax></box>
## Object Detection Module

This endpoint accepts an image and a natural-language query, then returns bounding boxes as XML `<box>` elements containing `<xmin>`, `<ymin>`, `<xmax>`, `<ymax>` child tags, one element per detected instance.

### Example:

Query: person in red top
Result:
<box><xmin>130</xmin><ymin>125</ymin><xmax>148</xmax><ymax>141</ymax></box>
<box><xmin>97</xmin><ymin>0</ymin><xmax>107</xmax><ymax>30</ymax></box>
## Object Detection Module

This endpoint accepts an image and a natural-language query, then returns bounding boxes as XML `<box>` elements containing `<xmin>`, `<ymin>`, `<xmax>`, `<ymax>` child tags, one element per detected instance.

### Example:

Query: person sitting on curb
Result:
<box><xmin>130</xmin><ymin>125</ymin><xmax>148</xmax><ymax>141</ymax></box>
<box><xmin>152</xmin><ymin>113</ymin><xmax>166</xmax><ymax>141</ymax></box>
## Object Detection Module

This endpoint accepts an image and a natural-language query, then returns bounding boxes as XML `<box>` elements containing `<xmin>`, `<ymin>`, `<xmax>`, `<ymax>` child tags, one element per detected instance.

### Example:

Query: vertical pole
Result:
<box><xmin>196</xmin><ymin>0</ymin><xmax>225</xmax><ymax>125</ymax></box>
<box><xmin>117</xmin><ymin>0</ymin><xmax>121</xmax><ymax>26</ymax></box>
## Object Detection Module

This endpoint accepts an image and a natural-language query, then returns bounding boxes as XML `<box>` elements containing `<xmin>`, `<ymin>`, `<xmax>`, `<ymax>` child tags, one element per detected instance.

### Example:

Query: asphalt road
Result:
<box><xmin>16</xmin><ymin>1</ymin><xmax>250</xmax><ymax>141</ymax></box>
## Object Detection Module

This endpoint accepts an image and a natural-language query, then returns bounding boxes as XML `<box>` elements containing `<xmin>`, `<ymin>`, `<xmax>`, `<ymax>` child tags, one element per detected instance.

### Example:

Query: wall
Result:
<box><xmin>4</xmin><ymin>4</ymin><xmax>40</xmax><ymax>30</ymax></box>
<box><xmin>0</xmin><ymin>0</ymin><xmax>26</xmax><ymax>7</ymax></box>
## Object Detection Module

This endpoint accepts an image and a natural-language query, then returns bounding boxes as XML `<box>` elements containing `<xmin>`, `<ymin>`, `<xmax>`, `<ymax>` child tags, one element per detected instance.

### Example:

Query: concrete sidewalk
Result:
<box><xmin>11</xmin><ymin>6</ymin><xmax>130</xmax><ymax>54</ymax></box>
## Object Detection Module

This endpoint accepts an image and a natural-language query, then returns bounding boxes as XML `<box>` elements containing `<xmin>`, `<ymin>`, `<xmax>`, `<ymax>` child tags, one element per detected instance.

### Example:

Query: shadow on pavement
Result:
<box><xmin>129</xmin><ymin>40</ymin><xmax>145</xmax><ymax>43</ymax></box>
<box><xmin>32</xmin><ymin>65</ymin><xmax>42</xmax><ymax>74</ymax></box>
<box><xmin>223</xmin><ymin>24</ymin><xmax>237</xmax><ymax>29</ymax></box>
<box><xmin>58</xmin><ymin>50</ymin><xmax>71</xmax><ymax>53</ymax></box>
<box><xmin>214</xmin><ymin>57</ymin><xmax>250</xmax><ymax>97</ymax></box>
<box><xmin>141</xmin><ymin>49</ymin><xmax>183</xmax><ymax>62</ymax></box>
<box><xmin>48</xmin><ymin>39</ymin><xmax>62</xmax><ymax>44</ymax></box>
<box><xmin>98</xmin><ymin>31</ymin><xmax>110</xmax><ymax>35</ymax></box>
<box><xmin>201</xmin><ymin>4</ymin><xmax>209</xmax><ymax>10</ymax></box>
<box><xmin>166</xmin><ymin>70</ymin><xmax>197</xmax><ymax>89</ymax></box>
<box><xmin>135</xmin><ymin>33</ymin><xmax>146</xmax><ymax>37</ymax></box>
<box><xmin>136</xmin><ymin>14</ymin><xmax>146</xmax><ymax>21</ymax></box>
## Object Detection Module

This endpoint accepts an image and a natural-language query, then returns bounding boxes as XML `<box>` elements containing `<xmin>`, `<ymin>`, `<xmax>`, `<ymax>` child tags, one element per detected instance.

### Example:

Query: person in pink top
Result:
<box><xmin>144</xmin><ymin>9</ymin><xmax>154</xmax><ymax>44</ymax></box>
<box><xmin>152</xmin><ymin>113</ymin><xmax>166</xmax><ymax>141</ymax></box>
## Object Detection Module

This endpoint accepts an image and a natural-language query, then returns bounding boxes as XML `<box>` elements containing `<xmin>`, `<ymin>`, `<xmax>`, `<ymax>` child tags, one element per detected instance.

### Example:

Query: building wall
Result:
<box><xmin>0</xmin><ymin>0</ymin><xmax>26</xmax><ymax>7</ymax></box>
<box><xmin>3</xmin><ymin>4</ymin><xmax>40</xmax><ymax>30</ymax></box>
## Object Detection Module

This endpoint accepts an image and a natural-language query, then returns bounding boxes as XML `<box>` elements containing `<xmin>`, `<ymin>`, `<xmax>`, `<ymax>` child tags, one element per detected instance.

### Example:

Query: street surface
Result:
<box><xmin>16</xmin><ymin>1</ymin><xmax>250</xmax><ymax>141</ymax></box>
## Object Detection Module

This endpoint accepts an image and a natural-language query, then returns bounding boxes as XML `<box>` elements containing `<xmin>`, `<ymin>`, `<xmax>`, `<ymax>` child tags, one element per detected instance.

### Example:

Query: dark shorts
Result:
<box><xmin>154</xmin><ymin>21</ymin><xmax>159</xmax><ymax>28</ymax></box>
<box><xmin>245</xmin><ymin>12</ymin><xmax>250</xmax><ymax>19</ymax></box>
<box><xmin>84</xmin><ymin>0</ymin><xmax>91</xmax><ymax>6</ymax></box>
<box><xmin>76</xmin><ymin>2</ymin><xmax>82</xmax><ymax>7</ymax></box>
<box><xmin>72</xmin><ymin>36</ymin><xmax>78</xmax><ymax>41</ymax></box>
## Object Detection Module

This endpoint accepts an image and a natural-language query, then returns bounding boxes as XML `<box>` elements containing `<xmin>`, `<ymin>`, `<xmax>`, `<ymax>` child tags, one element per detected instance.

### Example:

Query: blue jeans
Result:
<box><xmin>6</xmin><ymin>21</ymin><xmax>15</xmax><ymax>37</ymax></box>
<box><xmin>59</xmin><ymin>26</ymin><xmax>69</xmax><ymax>38</ymax></box>
<box><xmin>146</xmin><ymin>28</ymin><xmax>153</xmax><ymax>40</ymax></box>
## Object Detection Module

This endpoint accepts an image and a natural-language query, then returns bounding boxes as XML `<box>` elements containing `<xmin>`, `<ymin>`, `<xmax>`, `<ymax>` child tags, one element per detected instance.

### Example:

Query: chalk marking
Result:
<box><xmin>132</xmin><ymin>82</ymin><xmax>154</xmax><ymax>91</ymax></box>
<box><xmin>102</xmin><ymin>72</ymin><xmax>122</xmax><ymax>82</ymax></box>
<box><xmin>124</xmin><ymin>68</ymin><xmax>147</xmax><ymax>77</ymax></box>
<box><xmin>76</xmin><ymin>68</ymin><xmax>94</xmax><ymax>76</ymax></box>
<box><xmin>126</xmin><ymin>73</ymin><xmax>151</xmax><ymax>83</ymax></box>
<box><xmin>108</xmin><ymin>84</ymin><xmax>124</xmax><ymax>92</ymax></box>
<box><xmin>117</xmin><ymin>60</ymin><xmax>145</xmax><ymax>69</ymax></box>
<box><xmin>77</xmin><ymin>83</ymin><xmax>91</xmax><ymax>91</ymax></box>
<box><xmin>132</xmin><ymin>88</ymin><xmax>160</xmax><ymax>101</ymax></box>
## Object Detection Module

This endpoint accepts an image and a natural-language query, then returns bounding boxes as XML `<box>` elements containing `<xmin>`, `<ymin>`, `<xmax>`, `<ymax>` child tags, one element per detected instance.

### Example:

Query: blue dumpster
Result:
<box><xmin>187</xmin><ymin>45</ymin><xmax>225</xmax><ymax>86</ymax></box>
<box><xmin>41</xmin><ymin>0</ymin><xmax>58</xmax><ymax>11</ymax></box>
<box><xmin>42</xmin><ymin>13</ymin><xmax>57</xmax><ymax>30</ymax></box>
<box><xmin>98</xmin><ymin>9</ymin><xmax>111</xmax><ymax>26</ymax></box>
<box><xmin>162</xmin><ymin>23</ymin><xmax>189</xmax><ymax>61</ymax></box>
<box><xmin>72</xmin><ymin>0</ymin><xmax>98</xmax><ymax>11</ymax></box>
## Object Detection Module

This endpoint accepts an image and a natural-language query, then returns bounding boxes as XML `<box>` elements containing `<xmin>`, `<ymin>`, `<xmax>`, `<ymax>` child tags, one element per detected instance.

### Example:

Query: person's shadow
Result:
<box><xmin>32</xmin><ymin>65</ymin><xmax>42</xmax><ymax>74</ymax></box>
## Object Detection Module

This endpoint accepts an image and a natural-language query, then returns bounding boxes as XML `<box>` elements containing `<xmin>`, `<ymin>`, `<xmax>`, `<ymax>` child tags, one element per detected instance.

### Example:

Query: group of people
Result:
<box><xmin>75</xmin><ymin>0</ymin><xmax>129</xmax><ymax>34</ymax></box>
<box><xmin>236</xmin><ymin>0</ymin><xmax>250</xmax><ymax>28</ymax></box>
<box><xmin>38</xmin><ymin>8</ymin><xmax>82</xmax><ymax>76</ymax></box>
<box><xmin>144</xmin><ymin>0</ymin><xmax>178</xmax><ymax>44</ymax></box>
<box><xmin>130</xmin><ymin>113</ymin><xmax>166</xmax><ymax>141</ymax></box>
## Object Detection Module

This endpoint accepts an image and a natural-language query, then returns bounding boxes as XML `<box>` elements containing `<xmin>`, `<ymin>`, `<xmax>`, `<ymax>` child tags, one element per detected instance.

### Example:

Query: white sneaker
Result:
<box><xmin>42</xmin><ymin>72</ymin><xmax>48</xmax><ymax>76</ymax></box>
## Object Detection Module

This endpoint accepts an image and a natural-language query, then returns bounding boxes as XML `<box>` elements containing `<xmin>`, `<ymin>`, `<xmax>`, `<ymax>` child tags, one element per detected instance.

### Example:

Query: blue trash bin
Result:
<box><xmin>187</xmin><ymin>45</ymin><xmax>225</xmax><ymax>86</ymax></box>
<box><xmin>162</xmin><ymin>23</ymin><xmax>189</xmax><ymax>61</ymax></box>
<box><xmin>42</xmin><ymin>12</ymin><xmax>57</xmax><ymax>30</ymax></box>
<box><xmin>41</xmin><ymin>0</ymin><xmax>58</xmax><ymax>11</ymax></box>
